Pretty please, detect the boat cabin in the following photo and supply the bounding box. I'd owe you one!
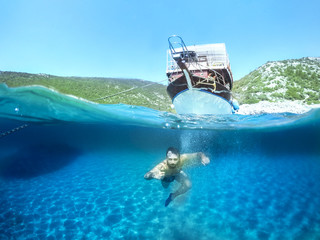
[166,43,233,89]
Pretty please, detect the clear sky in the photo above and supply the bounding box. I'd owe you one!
[1,0,319,82]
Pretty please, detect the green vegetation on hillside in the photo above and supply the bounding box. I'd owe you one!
[0,71,173,112]
[2,56,319,110]
[233,57,320,105]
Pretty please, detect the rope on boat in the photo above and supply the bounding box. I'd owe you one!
[0,124,29,139]
[89,76,234,102]
[91,78,168,101]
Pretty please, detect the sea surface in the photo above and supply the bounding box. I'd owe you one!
[1,83,320,240]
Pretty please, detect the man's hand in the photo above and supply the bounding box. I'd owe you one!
[144,172,154,180]
[144,170,165,180]
[200,153,210,166]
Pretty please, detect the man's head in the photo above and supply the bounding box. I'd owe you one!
[166,147,180,168]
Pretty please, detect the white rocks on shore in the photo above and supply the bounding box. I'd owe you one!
[236,101,320,115]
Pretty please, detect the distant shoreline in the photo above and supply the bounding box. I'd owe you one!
[0,72,173,112]
[237,101,320,115]
[2,82,319,116]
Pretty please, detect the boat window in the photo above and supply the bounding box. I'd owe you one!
[198,56,207,62]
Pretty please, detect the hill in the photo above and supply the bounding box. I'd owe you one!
[233,57,320,105]
[2,57,319,114]
[0,71,173,112]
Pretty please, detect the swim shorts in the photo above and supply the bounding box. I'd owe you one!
[162,176,175,183]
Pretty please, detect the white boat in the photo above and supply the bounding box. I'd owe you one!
[166,36,239,114]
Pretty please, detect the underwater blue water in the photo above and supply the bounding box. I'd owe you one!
[1,84,320,240]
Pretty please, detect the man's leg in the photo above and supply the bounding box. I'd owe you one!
[165,171,192,207]
[172,171,192,198]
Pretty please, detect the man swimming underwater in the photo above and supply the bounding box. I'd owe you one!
[144,147,210,207]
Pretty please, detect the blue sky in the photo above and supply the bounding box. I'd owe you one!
[1,0,319,82]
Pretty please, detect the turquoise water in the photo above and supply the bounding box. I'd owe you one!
[1,84,320,240]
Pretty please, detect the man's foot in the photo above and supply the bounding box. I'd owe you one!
[165,193,173,207]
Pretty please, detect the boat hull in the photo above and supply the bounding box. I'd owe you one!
[172,89,233,115]
[167,74,234,114]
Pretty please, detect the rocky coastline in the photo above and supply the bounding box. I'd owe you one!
[236,101,320,115]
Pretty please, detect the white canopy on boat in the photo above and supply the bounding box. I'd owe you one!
[166,43,231,74]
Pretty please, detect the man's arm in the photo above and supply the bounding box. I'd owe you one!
[144,161,166,180]
[180,152,210,166]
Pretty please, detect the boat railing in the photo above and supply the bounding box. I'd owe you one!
[168,35,198,63]
[167,52,229,73]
